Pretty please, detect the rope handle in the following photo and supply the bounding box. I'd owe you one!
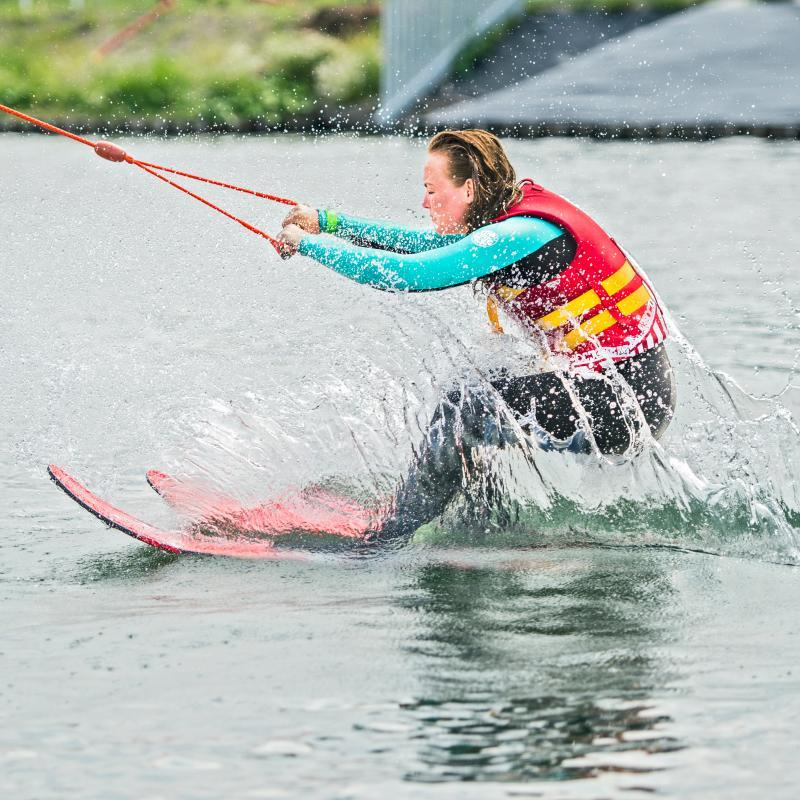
[0,103,297,252]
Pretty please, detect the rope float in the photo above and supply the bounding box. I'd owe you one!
[0,102,297,253]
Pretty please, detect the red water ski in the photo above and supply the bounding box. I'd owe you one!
[48,465,305,559]
[145,470,244,521]
[146,469,379,539]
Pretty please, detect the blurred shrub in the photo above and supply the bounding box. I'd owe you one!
[262,30,338,89]
[198,75,279,124]
[194,74,315,125]
[102,58,192,115]
[314,33,379,103]
[0,5,380,126]
[0,72,38,108]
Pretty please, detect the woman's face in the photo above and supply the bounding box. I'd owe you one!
[422,151,473,235]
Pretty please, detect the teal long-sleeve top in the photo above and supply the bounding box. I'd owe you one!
[296,210,564,293]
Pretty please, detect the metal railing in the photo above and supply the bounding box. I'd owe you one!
[377,0,523,124]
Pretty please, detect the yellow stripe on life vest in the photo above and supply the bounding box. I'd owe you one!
[535,288,600,331]
[563,310,617,350]
[562,285,652,350]
[486,296,504,333]
[617,283,651,316]
[600,260,635,296]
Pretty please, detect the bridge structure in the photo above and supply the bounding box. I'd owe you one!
[376,0,523,125]
[425,1,800,139]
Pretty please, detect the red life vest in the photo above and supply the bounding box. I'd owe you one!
[486,180,667,369]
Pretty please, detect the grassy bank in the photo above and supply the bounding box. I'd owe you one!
[0,0,380,130]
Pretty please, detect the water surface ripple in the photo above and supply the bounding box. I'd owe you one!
[2,135,800,798]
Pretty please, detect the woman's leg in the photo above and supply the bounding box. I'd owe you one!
[570,344,676,454]
[374,345,676,541]
[615,343,676,442]
[376,387,515,542]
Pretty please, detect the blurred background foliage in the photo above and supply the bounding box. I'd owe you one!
[0,0,381,126]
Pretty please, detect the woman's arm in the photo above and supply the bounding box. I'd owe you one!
[318,209,462,254]
[297,216,564,293]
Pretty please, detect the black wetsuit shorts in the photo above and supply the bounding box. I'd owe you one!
[492,343,675,455]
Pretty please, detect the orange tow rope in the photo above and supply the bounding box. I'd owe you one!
[0,103,296,253]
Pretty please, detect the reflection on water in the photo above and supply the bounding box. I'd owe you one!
[74,547,180,583]
[396,552,682,782]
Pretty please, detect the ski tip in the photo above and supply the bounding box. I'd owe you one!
[49,465,82,500]
[48,464,67,486]
[145,469,170,491]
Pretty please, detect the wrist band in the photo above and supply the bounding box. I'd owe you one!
[324,210,339,234]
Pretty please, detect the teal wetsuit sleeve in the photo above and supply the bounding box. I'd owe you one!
[297,216,564,292]
[318,209,461,253]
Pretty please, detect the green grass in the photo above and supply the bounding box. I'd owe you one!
[0,0,380,127]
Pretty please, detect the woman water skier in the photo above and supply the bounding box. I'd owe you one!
[276,130,676,541]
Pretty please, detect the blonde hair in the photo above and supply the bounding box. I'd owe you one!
[428,129,520,230]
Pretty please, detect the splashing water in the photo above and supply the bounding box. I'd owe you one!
[162,252,800,562]
[3,134,799,564]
